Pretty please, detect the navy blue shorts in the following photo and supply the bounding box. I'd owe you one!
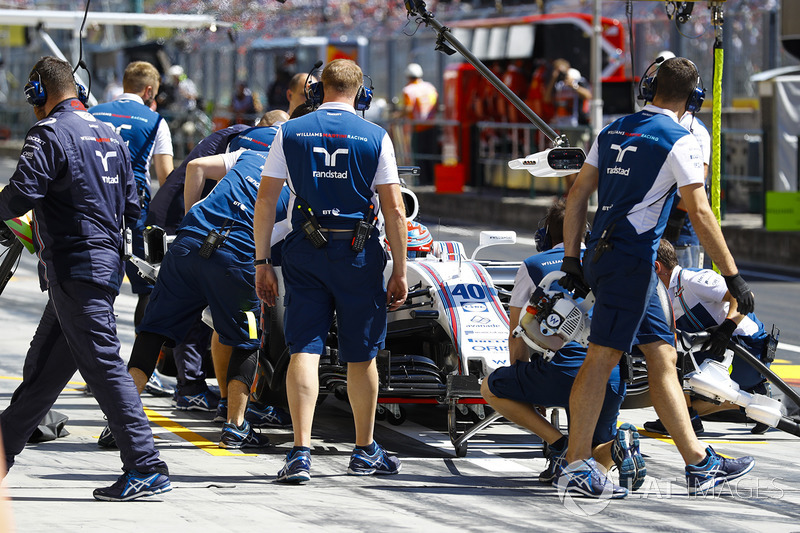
[281,235,387,363]
[138,233,260,350]
[584,247,674,353]
[487,358,626,446]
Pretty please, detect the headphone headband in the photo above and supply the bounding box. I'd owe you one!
[24,70,89,107]
[637,57,705,113]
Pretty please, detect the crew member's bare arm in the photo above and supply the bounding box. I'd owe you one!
[184,154,227,213]
[377,182,408,310]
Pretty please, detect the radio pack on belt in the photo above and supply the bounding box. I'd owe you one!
[199,219,232,259]
[351,204,377,252]
[296,202,328,249]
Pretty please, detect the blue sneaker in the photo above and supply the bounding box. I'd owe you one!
[612,423,646,491]
[277,448,312,484]
[93,470,171,501]
[213,398,228,423]
[176,389,219,412]
[245,403,292,428]
[144,372,174,397]
[555,458,628,499]
[347,443,401,476]
[685,446,755,496]
[219,421,271,449]
[539,445,567,485]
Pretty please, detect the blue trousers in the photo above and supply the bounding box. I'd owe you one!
[0,280,167,474]
[173,317,212,396]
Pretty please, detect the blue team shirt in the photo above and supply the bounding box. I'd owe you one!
[228,125,279,152]
[587,105,704,261]
[0,99,139,291]
[179,150,289,260]
[90,97,165,218]
[278,107,387,237]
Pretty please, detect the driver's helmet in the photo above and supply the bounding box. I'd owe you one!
[406,220,432,258]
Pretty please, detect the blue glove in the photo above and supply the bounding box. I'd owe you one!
[558,256,590,298]
[723,273,754,316]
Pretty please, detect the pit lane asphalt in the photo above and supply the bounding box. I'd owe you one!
[3,231,800,532]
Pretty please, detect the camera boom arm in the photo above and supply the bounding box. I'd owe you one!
[404,0,566,147]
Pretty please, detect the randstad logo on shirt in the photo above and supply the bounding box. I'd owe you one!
[313,170,349,179]
[606,166,630,176]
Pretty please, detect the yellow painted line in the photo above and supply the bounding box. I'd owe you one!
[1,375,254,457]
[771,364,800,381]
[0,375,85,386]
[142,407,257,457]
[773,359,792,364]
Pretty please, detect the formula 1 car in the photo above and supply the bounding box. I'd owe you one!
[130,176,525,456]
[254,184,524,457]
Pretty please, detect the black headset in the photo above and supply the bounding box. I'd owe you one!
[305,62,373,112]
[24,71,89,107]
[638,56,705,113]
[534,214,591,252]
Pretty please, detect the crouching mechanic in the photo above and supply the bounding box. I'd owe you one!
[255,59,408,483]
[0,56,169,501]
[481,199,645,491]
[644,239,775,434]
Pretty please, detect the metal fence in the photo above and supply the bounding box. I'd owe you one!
[386,117,766,216]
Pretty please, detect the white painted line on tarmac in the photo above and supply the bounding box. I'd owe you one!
[466,457,537,473]
[779,342,800,354]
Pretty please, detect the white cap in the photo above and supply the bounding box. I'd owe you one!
[405,63,423,79]
[168,65,184,77]
[657,50,676,62]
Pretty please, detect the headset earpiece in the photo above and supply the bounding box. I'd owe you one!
[354,75,374,112]
[24,79,47,107]
[306,80,324,109]
[685,63,705,113]
[534,216,551,252]
[639,75,657,103]
[76,82,89,106]
[637,58,662,103]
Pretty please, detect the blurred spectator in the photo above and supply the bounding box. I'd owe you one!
[267,65,293,112]
[231,81,263,124]
[545,58,591,128]
[400,62,438,185]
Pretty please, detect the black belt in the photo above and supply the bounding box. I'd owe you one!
[320,229,355,241]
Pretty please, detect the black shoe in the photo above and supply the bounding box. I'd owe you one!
[97,426,117,448]
[751,422,770,435]
[643,411,704,436]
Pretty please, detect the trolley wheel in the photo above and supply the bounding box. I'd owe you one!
[387,406,406,426]
[333,386,349,403]
[454,441,468,458]
[375,405,386,421]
